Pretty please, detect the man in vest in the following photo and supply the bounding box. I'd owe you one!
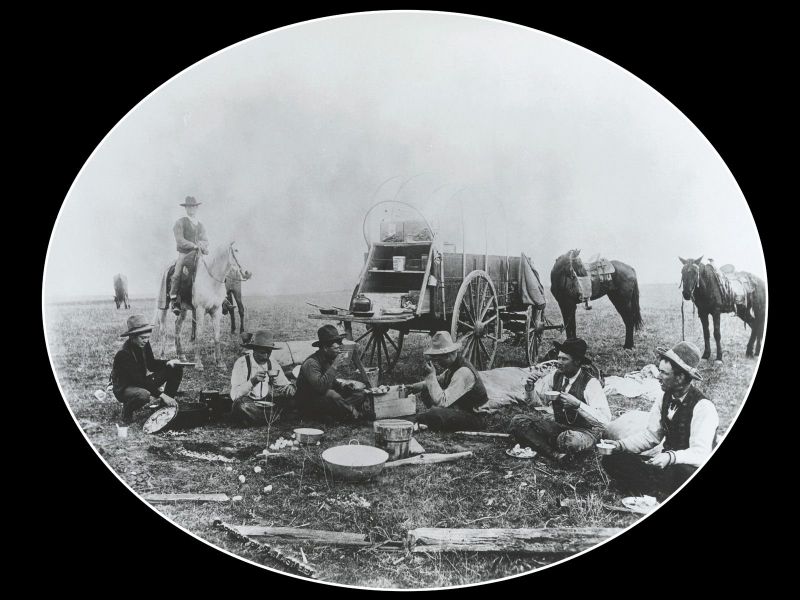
[170,196,209,315]
[601,341,719,498]
[229,330,293,425]
[294,325,365,422]
[407,331,488,431]
[512,338,611,461]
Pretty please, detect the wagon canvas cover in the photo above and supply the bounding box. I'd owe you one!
[518,253,546,308]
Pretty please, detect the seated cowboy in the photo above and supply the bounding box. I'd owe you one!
[170,195,208,315]
[294,325,365,422]
[229,330,294,426]
[512,338,611,461]
[601,341,718,499]
[111,315,183,423]
[406,331,488,432]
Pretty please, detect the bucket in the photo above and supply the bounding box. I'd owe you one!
[116,424,129,438]
[374,419,414,461]
[365,367,380,388]
[392,256,406,271]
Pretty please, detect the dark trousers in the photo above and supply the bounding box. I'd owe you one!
[602,453,697,499]
[298,389,365,422]
[415,407,483,432]
[511,412,600,459]
[116,367,183,421]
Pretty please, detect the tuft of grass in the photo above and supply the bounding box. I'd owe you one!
[44,284,760,587]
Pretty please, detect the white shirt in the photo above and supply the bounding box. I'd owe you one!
[618,388,719,467]
[229,351,290,401]
[533,369,611,427]
[416,367,477,409]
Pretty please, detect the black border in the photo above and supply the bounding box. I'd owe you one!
[41,9,769,592]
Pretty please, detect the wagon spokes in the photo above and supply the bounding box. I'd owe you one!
[451,270,500,371]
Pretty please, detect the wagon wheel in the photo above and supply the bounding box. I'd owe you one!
[352,325,405,381]
[450,270,500,370]
[525,305,544,366]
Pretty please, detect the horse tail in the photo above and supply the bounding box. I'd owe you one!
[630,278,644,331]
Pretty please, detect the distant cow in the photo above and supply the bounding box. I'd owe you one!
[113,273,130,309]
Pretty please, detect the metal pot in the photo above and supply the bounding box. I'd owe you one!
[294,427,324,445]
[352,294,373,313]
[322,441,388,482]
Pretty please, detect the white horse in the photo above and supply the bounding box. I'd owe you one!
[155,242,246,370]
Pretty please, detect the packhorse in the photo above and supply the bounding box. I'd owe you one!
[679,256,765,361]
[550,249,643,349]
[155,242,247,370]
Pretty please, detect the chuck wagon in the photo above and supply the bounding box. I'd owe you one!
[309,201,562,382]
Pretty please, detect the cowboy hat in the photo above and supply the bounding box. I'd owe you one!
[180,196,202,207]
[553,338,588,361]
[423,331,461,355]
[120,314,153,338]
[657,341,703,381]
[312,324,346,347]
[242,329,281,350]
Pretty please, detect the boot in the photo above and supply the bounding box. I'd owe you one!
[171,296,181,316]
[584,299,592,310]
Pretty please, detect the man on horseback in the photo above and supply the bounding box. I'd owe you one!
[170,196,208,315]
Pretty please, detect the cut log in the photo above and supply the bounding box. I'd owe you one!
[455,431,511,438]
[231,525,402,550]
[407,527,623,554]
[213,520,317,578]
[145,493,230,503]
[382,451,472,469]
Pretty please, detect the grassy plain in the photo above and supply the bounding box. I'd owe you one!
[44,284,760,588]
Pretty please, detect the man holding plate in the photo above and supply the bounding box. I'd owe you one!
[229,330,293,425]
[512,338,611,461]
[112,315,183,424]
[600,341,718,498]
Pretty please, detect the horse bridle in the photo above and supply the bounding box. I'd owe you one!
[201,243,247,284]
[680,263,702,302]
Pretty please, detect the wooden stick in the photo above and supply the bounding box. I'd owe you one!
[231,525,402,551]
[144,493,230,503]
[455,431,511,439]
[407,526,623,554]
[213,520,317,578]
[350,342,372,385]
[383,451,473,469]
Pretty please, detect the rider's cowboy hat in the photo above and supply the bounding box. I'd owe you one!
[241,330,282,350]
[180,196,202,207]
[553,338,588,362]
[657,341,703,381]
[423,331,461,355]
[312,324,346,348]
[120,314,153,338]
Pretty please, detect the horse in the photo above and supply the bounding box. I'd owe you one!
[154,242,246,370]
[679,256,766,361]
[550,249,643,349]
[113,273,130,309]
[223,267,252,334]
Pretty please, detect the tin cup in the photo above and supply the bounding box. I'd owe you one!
[596,442,615,455]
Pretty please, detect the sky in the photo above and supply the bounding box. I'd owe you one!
[43,12,766,300]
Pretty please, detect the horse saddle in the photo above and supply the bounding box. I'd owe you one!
[714,264,754,311]
[165,260,196,306]
[588,256,615,281]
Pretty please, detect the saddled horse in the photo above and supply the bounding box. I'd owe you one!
[679,256,766,361]
[550,249,643,349]
[223,267,252,334]
[154,242,246,370]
